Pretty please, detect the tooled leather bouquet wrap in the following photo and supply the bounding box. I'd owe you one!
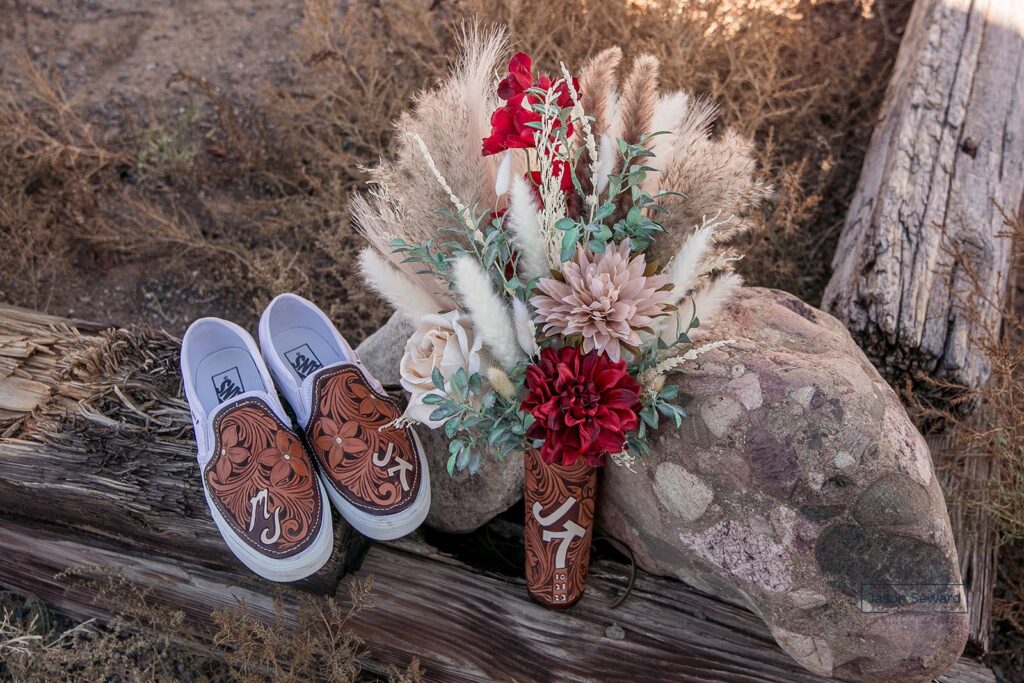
[352,30,769,607]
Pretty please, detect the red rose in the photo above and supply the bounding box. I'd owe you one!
[529,160,574,194]
[521,347,641,468]
[497,52,534,100]
[482,52,581,157]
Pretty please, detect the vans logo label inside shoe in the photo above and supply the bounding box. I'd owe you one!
[284,344,323,379]
[212,367,244,402]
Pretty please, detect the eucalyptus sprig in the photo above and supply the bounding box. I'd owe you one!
[421,366,534,475]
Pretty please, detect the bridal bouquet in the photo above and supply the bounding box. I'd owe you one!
[354,31,769,607]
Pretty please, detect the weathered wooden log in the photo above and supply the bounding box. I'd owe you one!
[823,0,1024,392]
[0,515,995,683]
[0,305,997,681]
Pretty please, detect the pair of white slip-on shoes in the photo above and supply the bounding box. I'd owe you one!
[180,294,430,582]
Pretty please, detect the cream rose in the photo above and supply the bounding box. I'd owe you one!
[400,310,483,428]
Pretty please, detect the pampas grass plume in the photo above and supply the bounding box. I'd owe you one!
[452,256,523,369]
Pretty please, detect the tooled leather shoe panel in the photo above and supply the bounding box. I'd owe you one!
[205,398,325,558]
[305,365,421,515]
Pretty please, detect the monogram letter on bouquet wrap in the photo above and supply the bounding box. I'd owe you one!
[524,449,596,606]
[351,31,769,606]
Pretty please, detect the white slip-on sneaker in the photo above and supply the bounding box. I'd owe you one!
[258,293,430,541]
[180,317,333,582]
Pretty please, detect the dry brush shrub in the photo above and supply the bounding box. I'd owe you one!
[1,0,909,331]
[0,57,127,309]
[1,571,421,682]
[453,0,910,302]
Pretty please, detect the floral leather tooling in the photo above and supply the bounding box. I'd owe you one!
[524,449,596,608]
[305,364,421,515]
[205,398,324,557]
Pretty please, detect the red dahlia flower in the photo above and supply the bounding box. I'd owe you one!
[521,347,641,468]
[482,52,580,157]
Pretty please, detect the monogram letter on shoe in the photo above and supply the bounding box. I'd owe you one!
[205,399,324,557]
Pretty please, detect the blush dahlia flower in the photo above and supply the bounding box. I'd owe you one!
[522,346,641,467]
[531,241,671,361]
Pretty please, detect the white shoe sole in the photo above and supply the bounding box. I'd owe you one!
[202,478,334,582]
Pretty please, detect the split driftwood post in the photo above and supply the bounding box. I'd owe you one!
[823,0,1024,392]
[0,304,995,682]
[823,0,1024,651]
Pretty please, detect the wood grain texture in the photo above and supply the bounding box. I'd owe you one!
[823,0,1024,391]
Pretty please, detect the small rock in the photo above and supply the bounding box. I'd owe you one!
[833,451,856,469]
[653,463,712,523]
[853,474,930,527]
[604,623,625,640]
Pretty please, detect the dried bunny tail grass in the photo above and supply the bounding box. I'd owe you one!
[663,218,716,306]
[363,26,507,242]
[358,248,444,323]
[486,366,517,399]
[452,255,523,369]
[511,297,540,358]
[508,175,549,281]
[578,47,622,140]
[350,188,452,303]
[658,271,743,342]
[618,54,660,147]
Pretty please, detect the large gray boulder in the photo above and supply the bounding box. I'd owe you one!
[357,288,968,682]
[599,287,967,682]
[356,319,523,533]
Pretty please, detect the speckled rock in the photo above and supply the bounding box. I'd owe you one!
[356,317,523,533]
[599,287,968,682]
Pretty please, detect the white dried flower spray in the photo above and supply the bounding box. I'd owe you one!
[640,339,736,390]
[408,131,481,241]
[561,62,600,219]
[452,255,523,369]
[533,82,571,263]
